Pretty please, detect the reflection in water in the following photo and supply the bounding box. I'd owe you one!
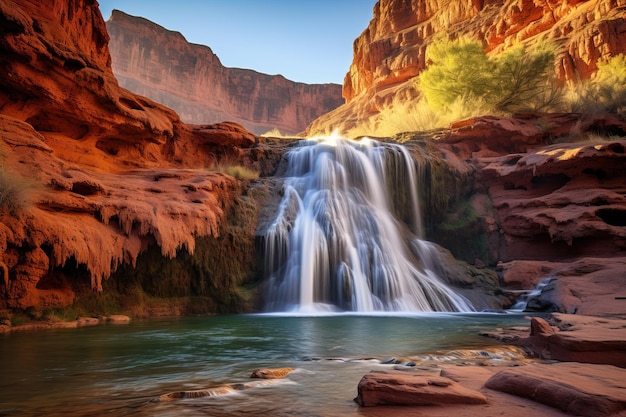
[0,314,529,416]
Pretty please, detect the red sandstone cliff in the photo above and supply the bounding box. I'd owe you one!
[0,0,274,310]
[106,10,344,135]
[308,0,626,134]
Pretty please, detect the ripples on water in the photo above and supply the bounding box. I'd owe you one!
[0,313,529,416]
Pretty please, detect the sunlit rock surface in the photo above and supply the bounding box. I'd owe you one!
[0,0,287,311]
[519,315,626,367]
[106,10,344,135]
[355,371,488,406]
[485,362,626,417]
[308,0,626,134]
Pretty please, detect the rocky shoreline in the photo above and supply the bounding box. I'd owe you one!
[70,312,621,417]
[349,313,626,416]
[6,311,615,417]
[0,314,131,334]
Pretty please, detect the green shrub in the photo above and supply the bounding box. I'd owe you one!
[566,54,626,114]
[419,36,493,112]
[491,42,560,112]
[419,37,559,114]
[220,165,259,180]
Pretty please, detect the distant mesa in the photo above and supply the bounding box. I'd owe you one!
[106,10,344,135]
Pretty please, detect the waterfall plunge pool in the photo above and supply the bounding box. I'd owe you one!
[0,313,531,416]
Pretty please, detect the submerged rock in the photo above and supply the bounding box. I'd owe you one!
[250,368,294,379]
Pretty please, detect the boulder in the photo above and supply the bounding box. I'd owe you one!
[250,368,294,379]
[519,315,626,367]
[485,362,626,417]
[354,371,487,407]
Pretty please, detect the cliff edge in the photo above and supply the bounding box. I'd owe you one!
[106,10,344,135]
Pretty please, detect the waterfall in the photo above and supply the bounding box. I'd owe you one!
[262,134,473,313]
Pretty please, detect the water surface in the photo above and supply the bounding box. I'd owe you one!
[0,313,529,416]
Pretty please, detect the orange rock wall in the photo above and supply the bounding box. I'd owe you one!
[345,0,626,102]
[0,0,281,311]
[106,11,344,135]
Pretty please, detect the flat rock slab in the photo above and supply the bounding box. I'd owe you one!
[525,315,626,367]
[485,362,626,417]
[355,371,487,407]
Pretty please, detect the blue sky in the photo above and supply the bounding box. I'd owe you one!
[98,1,377,85]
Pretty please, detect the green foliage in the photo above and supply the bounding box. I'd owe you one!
[566,54,626,114]
[419,37,559,115]
[420,37,493,112]
[0,167,38,215]
[224,165,259,180]
[218,165,259,180]
[491,43,560,112]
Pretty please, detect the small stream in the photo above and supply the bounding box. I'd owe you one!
[0,313,529,416]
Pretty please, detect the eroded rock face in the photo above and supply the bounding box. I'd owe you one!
[0,0,290,311]
[106,10,344,135]
[309,0,626,134]
[355,371,488,407]
[347,0,626,101]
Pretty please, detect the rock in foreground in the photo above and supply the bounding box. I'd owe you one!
[485,363,626,417]
[250,368,294,379]
[354,371,487,407]
[522,315,626,367]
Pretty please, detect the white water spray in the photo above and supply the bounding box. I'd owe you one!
[262,134,473,313]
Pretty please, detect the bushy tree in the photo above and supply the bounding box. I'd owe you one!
[419,37,493,112]
[569,54,626,114]
[491,43,559,112]
[419,36,559,114]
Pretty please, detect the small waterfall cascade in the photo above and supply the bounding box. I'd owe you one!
[262,134,474,313]
[509,277,555,311]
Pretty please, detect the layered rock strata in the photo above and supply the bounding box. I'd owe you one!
[106,10,344,135]
[308,0,626,134]
[0,0,288,311]
[406,113,626,313]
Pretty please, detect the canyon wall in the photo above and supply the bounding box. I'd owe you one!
[308,0,626,134]
[0,0,288,313]
[106,10,344,135]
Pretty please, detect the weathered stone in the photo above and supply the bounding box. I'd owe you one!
[530,317,556,336]
[518,314,626,367]
[250,368,294,379]
[308,0,626,135]
[485,363,626,417]
[106,315,131,324]
[0,0,273,312]
[354,371,488,407]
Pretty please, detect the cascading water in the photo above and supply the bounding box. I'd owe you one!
[262,134,473,313]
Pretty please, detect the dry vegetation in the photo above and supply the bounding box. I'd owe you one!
[340,37,626,139]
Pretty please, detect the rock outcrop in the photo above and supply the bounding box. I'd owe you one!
[354,371,488,407]
[520,315,626,367]
[0,0,287,311]
[308,0,626,134]
[106,10,344,135]
[404,113,626,313]
[485,363,626,417]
